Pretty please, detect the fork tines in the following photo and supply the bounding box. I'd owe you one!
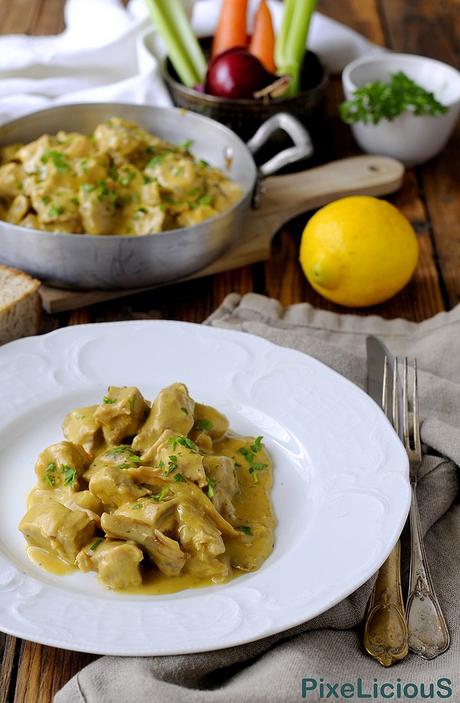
[402,358,422,458]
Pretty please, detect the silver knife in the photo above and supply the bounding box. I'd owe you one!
[363,335,409,667]
[366,335,403,439]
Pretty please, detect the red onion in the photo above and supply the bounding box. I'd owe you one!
[205,48,276,99]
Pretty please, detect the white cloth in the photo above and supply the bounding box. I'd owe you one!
[0,0,382,125]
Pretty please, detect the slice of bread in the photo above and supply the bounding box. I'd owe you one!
[0,264,41,345]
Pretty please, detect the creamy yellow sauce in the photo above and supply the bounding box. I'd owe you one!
[27,546,77,576]
[216,436,275,572]
[125,566,240,595]
[19,384,275,594]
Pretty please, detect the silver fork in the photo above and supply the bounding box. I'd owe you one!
[402,357,450,659]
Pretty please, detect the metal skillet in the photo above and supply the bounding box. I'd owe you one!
[0,104,312,290]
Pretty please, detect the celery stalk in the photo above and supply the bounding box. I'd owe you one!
[162,0,207,82]
[144,0,206,87]
[275,0,296,74]
[275,0,317,96]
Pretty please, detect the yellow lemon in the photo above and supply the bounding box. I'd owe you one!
[299,195,419,307]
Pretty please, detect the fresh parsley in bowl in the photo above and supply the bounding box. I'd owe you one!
[341,53,460,165]
[340,71,447,125]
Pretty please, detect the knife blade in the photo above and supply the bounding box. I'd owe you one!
[366,335,403,440]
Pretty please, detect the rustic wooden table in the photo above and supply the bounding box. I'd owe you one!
[0,0,459,700]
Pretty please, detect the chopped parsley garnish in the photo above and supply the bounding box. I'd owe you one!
[131,502,143,510]
[152,486,170,502]
[40,150,70,172]
[195,418,213,432]
[180,139,193,150]
[81,183,94,193]
[198,158,209,168]
[44,462,57,487]
[166,455,178,475]
[238,438,267,483]
[238,447,253,462]
[89,537,103,552]
[146,154,167,169]
[41,195,50,205]
[174,473,186,483]
[248,464,268,483]
[61,464,77,487]
[179,436,199,452]
[106,446,140,469]
[168,435,198,452]
[237,525,252,536]
[96,179,117,206]
[197,194,212,206]
[158,460,165,469]
[206,477,216,499]
[118,457,141,469]
[106,445,134,455]
[180,407,189,415]
[102,396,117,404]
[48,204,63,218]
[119,170,135,186]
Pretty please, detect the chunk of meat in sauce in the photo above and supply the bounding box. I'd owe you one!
[19,496,97,564]
[76,539,143,589]
[101,497,186,577]
[35,441,91,492]
[94,386,149,445]
[133,383,194,455]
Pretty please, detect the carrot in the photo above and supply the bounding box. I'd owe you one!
[211,0,249,59]
[249,0,276,73]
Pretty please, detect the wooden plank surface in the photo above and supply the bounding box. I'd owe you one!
[1,0,458,700]
[378,0,460,309]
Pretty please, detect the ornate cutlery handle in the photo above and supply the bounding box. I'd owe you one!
[406,488,450,659]
[363,540,409,667]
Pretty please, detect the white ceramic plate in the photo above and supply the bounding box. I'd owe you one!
[0,321,410,655]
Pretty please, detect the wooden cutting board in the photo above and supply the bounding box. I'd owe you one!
[39,155,404,313]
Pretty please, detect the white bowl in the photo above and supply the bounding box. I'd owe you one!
[342,53,460,166]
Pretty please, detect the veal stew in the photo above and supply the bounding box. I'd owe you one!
[19,383,275,592]
[0,118,242,236]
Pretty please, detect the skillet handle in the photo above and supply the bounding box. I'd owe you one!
[246,113,313,177]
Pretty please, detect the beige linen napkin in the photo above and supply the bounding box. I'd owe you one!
[56,294,459,703]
